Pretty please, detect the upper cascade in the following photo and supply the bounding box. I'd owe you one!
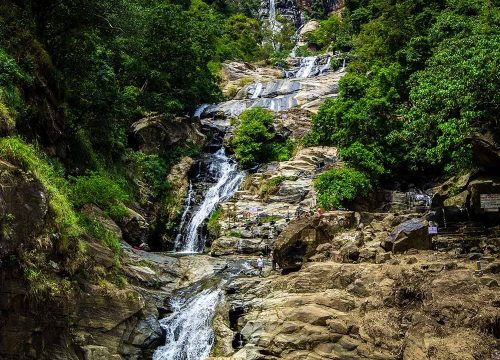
[194,54,345,121]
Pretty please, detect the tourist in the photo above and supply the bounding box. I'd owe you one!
[257,255,264,277]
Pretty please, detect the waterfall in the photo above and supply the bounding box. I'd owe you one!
[295,56,318,78]
[175,181,194,244]
[176,148,245,253]
[251,82,263,99]
[194,104,209,118]
[268,0,282,34]
[319,56,331,74]
[153,287,223,360]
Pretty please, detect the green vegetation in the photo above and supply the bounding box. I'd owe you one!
[71,172,129,219]
[307,0,499,207]
[207,209,223,239]
[0,137,82,250]
[228,230,243,237]
[304,15,352,52]
[232,109,294,167]
[78,216,121,254]
[260,176,292,198]
[314,167,372,210]
[258,215,281,223]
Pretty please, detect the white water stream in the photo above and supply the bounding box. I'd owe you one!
[152,287,223,360]
[175,148,245,253]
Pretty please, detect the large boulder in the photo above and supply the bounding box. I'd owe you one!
[274,211,355,271]
[118,207,149,245]
[471,132,500,170]
[432,173,471,207]
[383,218,431,253]
[129,114,205,154]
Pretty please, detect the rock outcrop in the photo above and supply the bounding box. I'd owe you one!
[130,113,205,154]
[273,211,356,270]
[198,63,344,125]
[0,160,48,258]
[471,132,500,170]
[0,156,188,360]
[210,146,339,256]
[213,253,499,360]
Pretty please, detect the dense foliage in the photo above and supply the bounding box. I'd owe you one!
[309,0,500,208]
[232,108,294,167]
[314,167,372,210]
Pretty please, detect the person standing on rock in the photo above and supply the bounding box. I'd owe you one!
[257,255,264,277]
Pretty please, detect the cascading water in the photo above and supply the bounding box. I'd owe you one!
[295,56,318,78]
[268,0,281,34]
[175,181,194,245]
[152,287,223,360]
[175,148,245,253]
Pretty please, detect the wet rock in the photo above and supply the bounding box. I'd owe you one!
[130,114,205,154]
[128,303,162,348]
[162,156,195,246]
[383,218,431,253]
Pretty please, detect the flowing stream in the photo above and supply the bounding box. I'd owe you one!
[152,287,223,360]
[268,0,282,34]
[174,148,245,253]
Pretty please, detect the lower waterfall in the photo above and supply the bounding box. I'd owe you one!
[152,287,223,360]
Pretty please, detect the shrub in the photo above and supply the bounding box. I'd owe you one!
[71,171,129,219]
[232,108,275,167]
[128,151,169,196]
[0,137,82,249]
[79,216,121,254]
[314,167,372,210]
[207,209,222,239]
[259,175,292,198]
[232,109,295,167]
[340,142,385,181]
[270,139,295,162]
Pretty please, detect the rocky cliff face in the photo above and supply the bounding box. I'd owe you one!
[0,157,203,360]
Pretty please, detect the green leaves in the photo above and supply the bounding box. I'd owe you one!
[232,109,275,167]
[400,34,500,172]
[232,108,294,167]
[314,167,372,210]
[308,0,499,181]
[70,171,129,219]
